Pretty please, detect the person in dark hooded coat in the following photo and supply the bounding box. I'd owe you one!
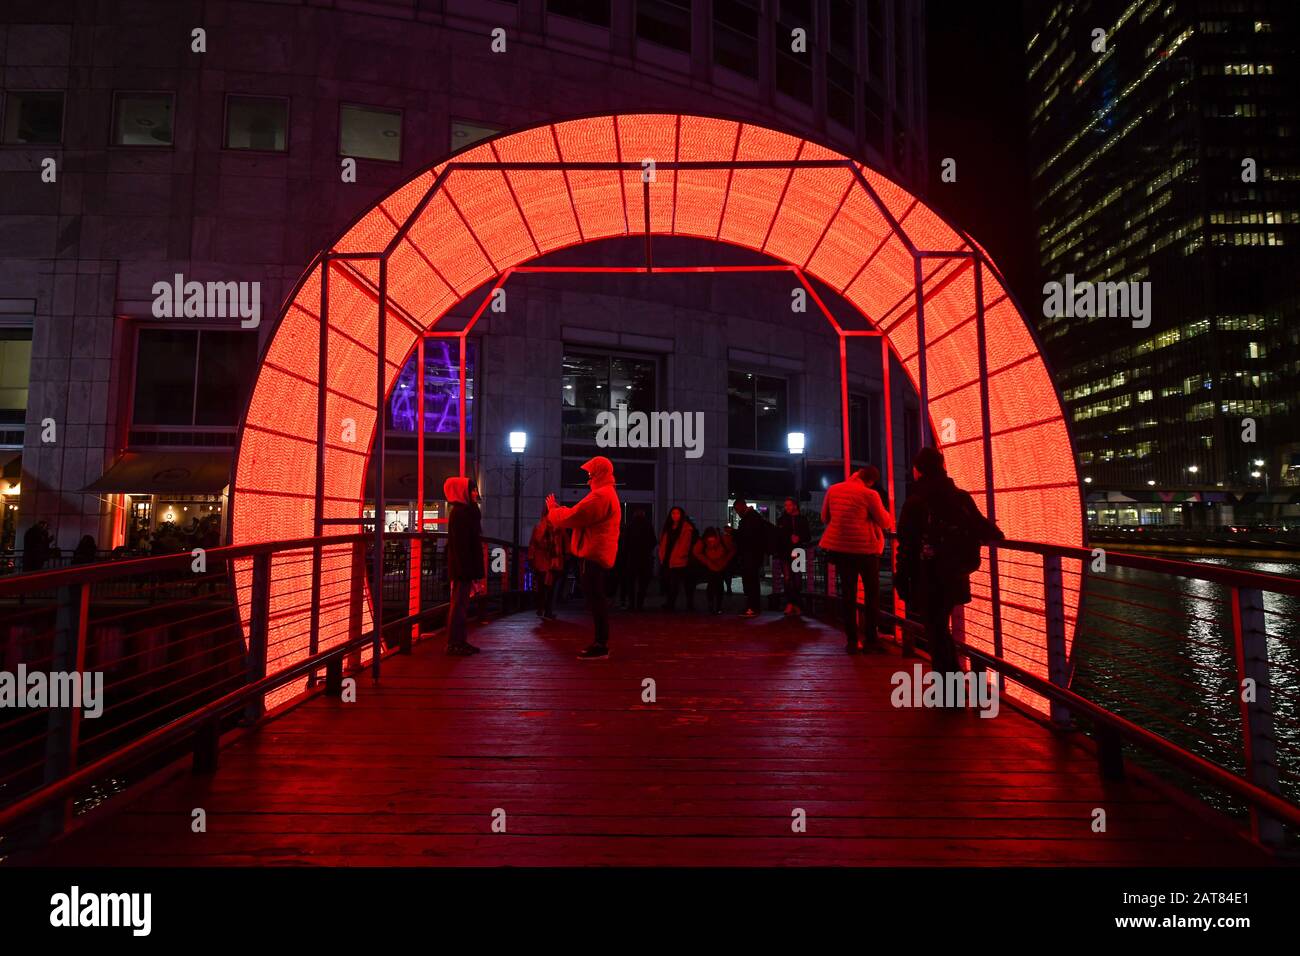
[444,475,484,655]
[895,447,1003,675]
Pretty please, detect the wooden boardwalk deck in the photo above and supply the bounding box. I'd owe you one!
[39,608,1269,866]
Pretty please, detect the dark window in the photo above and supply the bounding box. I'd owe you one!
[848,393,877,464]
[893,0,908,106]
[713,0,761,77]
[776,48,814,102]
[2,91,64,145]
[865,84,886,152]
[830,0,856,56]
[779,0,814,28]
[867,0,885,81]
[225,95,288,152]
[827,55,856,127]
[132,329,257,428]
[637,0,692,52]
[547,0,611,26]
[388,339,477,435]
[728,370,788,452]
[562,351,656,441]
[112,92,174,147]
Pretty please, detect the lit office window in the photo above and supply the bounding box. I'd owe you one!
[225,95,288,151]
[728,370,788,452]
[637,0,691,52]
[1,91,64,145]
[562,351,656,441]
[112,92,174,146]
[340,104,402,161]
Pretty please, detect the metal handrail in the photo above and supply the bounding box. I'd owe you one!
[0,530,528,837]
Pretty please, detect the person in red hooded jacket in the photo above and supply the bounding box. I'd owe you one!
[546,456,621,659]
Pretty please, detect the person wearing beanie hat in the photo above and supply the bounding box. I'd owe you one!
[443,475,484,656]
[546,455,621,659]
[895,447,1004,676]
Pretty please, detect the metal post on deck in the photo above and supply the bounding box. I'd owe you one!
[972,259,1003,688]
[912,256,930,449]
[40,581,89,837]
[244,552,271,725]
[880,336,908,655]
[1232,586,1283,846]
[405,336,425,654]
[1043,554,1071,729]
[309,257,330,679]
[372,257,388,679]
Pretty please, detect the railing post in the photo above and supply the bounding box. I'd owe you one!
[1043,554,1071,729]
[403,535,419,654]
[243,552,271,725]
[347,538,364,674]
[40,581,89,837]
[1232,586,1282,846]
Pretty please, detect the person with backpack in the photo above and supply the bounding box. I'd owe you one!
[732,498,772,618]
[774,497,811,616]
[895,447,1004,675]
[692,526,736,614]
[527,504,564,620]
[658,507,698,611]
[444,476,484,656]
[820,466,894,653]
[545,456,621,659]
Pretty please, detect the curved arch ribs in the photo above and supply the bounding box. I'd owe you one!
[234,114,1082,711]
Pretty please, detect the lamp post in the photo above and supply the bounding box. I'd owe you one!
[787,431,806,501]
[1254,458,1269,496]
[509,431,526,591]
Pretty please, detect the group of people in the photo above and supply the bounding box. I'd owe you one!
[442,446,1003,674]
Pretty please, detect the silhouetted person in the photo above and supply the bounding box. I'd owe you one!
[732,498,771,618]
[821,466,894,653]
[444,476,484,655]
[692,526,736,615]
[546,456,621,659]
[527,505,564,620]
[620,506,656,610]
[72,534,97,565]
[22,520,51,572]
[775,497,811,617]
[658,506,697,611]
[895,447,1004,674]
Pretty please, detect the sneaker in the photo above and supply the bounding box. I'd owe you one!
[744,609,758,618]
[783,603,794,615]
[543,612,558,621]
[861,641,887,654]
[446,642,477,656]
[577,644,609,660]
[791,606,802,617]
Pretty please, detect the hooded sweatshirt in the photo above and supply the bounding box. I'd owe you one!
[444,475,484,582]
[546,456,621,569]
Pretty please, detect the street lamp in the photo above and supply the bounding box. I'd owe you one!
[1253,458,1269,496]
[509,432,526,590]
[787,432,806,501]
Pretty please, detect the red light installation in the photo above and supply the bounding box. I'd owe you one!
[233,114,1083,710]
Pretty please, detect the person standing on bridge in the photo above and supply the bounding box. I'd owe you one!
[658,506,698,611]
[546,456,621,660]
[820,466,894,653]
[732,499,772,618]
[444,476,484,656]
[895,447,1004,675]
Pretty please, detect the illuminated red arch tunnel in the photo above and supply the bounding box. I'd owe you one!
[231,113,1083,709]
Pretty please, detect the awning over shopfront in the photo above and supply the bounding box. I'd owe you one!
[85,450,232,495]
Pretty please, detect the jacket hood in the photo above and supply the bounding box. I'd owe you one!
[581,455,616,487]
[443,476,472,504]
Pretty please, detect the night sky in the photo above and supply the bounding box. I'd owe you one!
[924,0,1038,309]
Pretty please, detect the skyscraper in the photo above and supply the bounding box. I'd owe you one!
[1024,0,1299,527]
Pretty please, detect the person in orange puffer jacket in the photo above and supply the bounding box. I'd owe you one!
[658,507,698,611]
[546,456,621,659]
[692,527,736,615]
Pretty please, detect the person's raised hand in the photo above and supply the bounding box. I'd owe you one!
[545,493,558,512]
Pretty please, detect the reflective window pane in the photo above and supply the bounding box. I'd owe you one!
[225,95,288,151]
[2,91,64,145]
[340,104,401,162]
[133,330,198,426]
[113,92,174,146]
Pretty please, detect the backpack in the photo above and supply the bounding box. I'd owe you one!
[923,487,985,576]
